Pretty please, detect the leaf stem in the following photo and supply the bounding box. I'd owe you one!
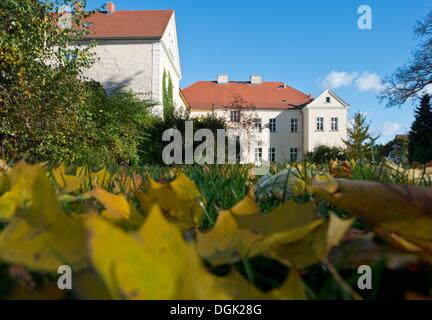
[324,258,363,301]
[241,257,255,284]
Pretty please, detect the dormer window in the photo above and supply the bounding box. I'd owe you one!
[325,96,331,103]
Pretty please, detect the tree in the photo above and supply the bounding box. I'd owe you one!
[84,82,154,166]
[377,135,409,165]
[343,112,377,161]
[167,73,174,109]
[408,94,432,163]
[162,70,175,121]
[380,10,432,106]
[389,135,409,165]
[0,0,96,163]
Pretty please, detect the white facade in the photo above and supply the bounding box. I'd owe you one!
[189,89,349,163]
[82,12,182,113]
[303,89,349,153]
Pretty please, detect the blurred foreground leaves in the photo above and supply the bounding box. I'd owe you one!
[0,161,431,300]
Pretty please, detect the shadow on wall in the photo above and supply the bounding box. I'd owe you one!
[101,71,152,100]
[272,107,305,163]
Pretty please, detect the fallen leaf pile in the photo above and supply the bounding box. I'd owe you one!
[0,161,431,300]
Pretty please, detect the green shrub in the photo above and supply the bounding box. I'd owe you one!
[141,109,228,165]
[83,83,155,167]
[305,145,348,164]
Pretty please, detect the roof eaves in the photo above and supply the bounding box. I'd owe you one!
[327,89,350,107]
[83,35,162,41]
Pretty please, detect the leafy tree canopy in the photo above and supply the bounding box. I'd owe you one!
[0,0,95,163]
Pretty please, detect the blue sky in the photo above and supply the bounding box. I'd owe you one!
[86,0,432,143]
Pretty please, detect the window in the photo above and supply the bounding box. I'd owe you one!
[290,148,298,162]
[269,148,276,162]
[230,110,240,123]
[290,118,299,132]
[255,148,263,162]
[253,118,262,131]
[316,117,324,131]
[66,52,78,62]
[331,117,339,131]
[325,96,331,103]
[269,118,277,132]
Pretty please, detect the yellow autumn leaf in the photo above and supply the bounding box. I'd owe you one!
[312,179,432,224]
[141,172,203,229]
[176,244,231,300]
[138,205,228,299]
[91,186,131,220]
[216,267,307,300]
[52,164,85,194]
[216,268,268,300]
[271,221,328,268]
[231,196,318,236]
[85,214,175,300]
[0,168,87,272]
[271,213,352,268]
[137,203,187,255]
[312,179,432,254]
[135,189,157,214]
[0,162,42,220]
[228,190,261,216]
[91,185,144,229]
[91,168,112,188]
[87,205,227,300]
[271,268,307,300]
[326,212,354,253]
[197,196,323,265]
[52,164,66,189]
[197,211,262,265]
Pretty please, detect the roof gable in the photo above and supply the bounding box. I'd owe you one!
[84,10,174,39]
[306,89,350,108]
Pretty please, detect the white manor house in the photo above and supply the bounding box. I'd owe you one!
[82,2,349,163]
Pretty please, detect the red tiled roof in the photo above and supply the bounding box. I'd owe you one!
[182,81,313,110]
[84,10,173,39]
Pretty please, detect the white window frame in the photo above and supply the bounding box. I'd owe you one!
[253,118,262,131]
[325,96,331,103]
[269,147,276,162]
[230,110,240,123]
[331,117,339,131]
[255,147,263,162]
[290,118,299,133]
[289,148,298,162]
[269,118,277,132]
[316,117,324,131]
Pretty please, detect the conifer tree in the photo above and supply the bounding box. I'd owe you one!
[408,94,432,163]
[343,112,375,161]
[162,70,175,121]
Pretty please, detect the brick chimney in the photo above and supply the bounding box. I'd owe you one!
[107,1,115,14]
